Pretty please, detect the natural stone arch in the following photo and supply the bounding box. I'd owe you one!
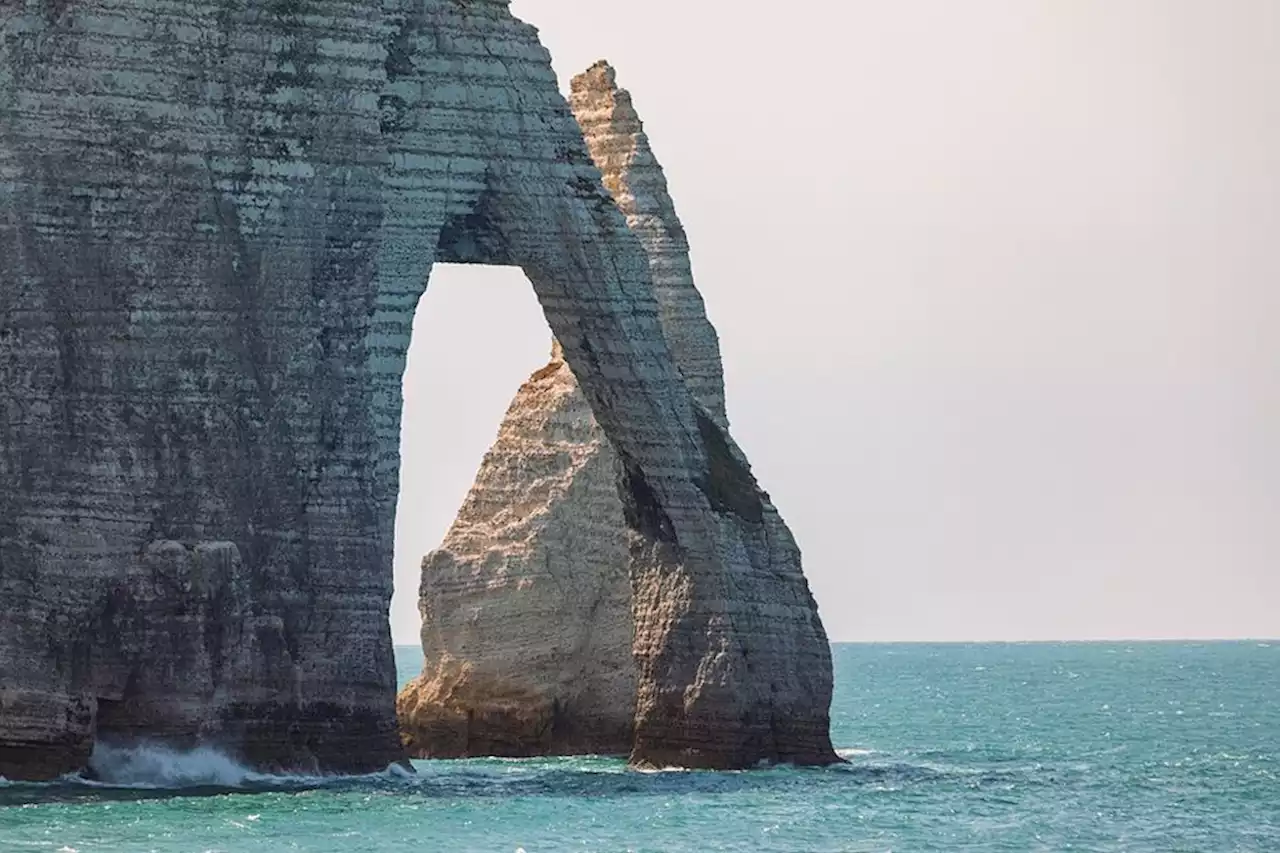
[0,0,836,778]
[398,62,839,767]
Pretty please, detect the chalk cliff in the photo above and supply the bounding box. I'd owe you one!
[399,63,838,767]
[1,0,835,777]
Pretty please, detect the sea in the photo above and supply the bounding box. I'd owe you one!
[2,642,1277,852]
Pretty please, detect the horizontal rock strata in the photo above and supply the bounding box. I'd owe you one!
[399,62,839,768]
[399,342,635,758]
[1,0,808,778]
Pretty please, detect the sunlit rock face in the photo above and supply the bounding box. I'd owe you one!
[398,343,637,758]
[400,62,839,769]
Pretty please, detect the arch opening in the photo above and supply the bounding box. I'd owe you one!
[392,264,550,652]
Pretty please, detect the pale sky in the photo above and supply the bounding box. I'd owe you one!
[392,1,1279,644]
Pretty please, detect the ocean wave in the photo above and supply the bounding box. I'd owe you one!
[837,747,878,759]
[1,743,1068,808]
[86,742,261,789]
[78,743,424,794]
[0,745,418,806]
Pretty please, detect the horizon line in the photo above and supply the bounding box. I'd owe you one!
[391,637,1277,647]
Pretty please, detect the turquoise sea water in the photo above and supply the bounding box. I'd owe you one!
[2,642,1277,852]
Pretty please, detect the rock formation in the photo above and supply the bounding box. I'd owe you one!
[0,0,836,777]
[399,339,638,758]
[399,63,838,768]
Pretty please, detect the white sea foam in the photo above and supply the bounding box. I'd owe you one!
[87,742,256,788]
[836,748,877,759]
[633,764,696,774]
[79,743,420,790]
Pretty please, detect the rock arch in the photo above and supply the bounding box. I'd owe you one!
[0,1,835,778]
[399,62,838,768]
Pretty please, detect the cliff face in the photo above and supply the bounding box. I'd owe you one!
[400,63,838,768]
[0,0,798,779]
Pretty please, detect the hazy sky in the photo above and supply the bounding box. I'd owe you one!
[392,1,1279,644]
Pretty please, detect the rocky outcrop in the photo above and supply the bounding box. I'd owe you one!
[2,540,254,779]
[1,0,836,775]
[399,341,636,758]
[571,62,728,428]
[399,63,838,768]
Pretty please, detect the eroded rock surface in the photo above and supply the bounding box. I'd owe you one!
[400,63,838,768]
[399,342,635,758]
[571,61,728,428]
[0,0,760,779]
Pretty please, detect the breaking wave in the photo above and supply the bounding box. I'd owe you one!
[837,747,878,759]
[87,742,259,789]
[0,748,415,806]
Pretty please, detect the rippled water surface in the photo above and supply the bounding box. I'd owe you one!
[3,643,1277,852]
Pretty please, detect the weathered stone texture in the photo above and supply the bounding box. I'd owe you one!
[2,0,835,775]
[398,346,636,758]
[400,63,838,768]
[1,0,401,779]
[570,61,727,428]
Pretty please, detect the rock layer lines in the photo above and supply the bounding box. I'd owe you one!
[399,62,838,768]
[1,1,835,777]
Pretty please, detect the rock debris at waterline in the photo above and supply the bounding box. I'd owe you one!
[398,61,838,769]
[0,1,836,779]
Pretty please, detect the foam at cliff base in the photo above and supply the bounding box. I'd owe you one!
[82,743,418,790]
[87,743,260,788]
[837,748,878,759]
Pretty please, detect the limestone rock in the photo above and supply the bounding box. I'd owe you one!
[0,1,833,778]
[400,63,838,768]
[399,350,635,758]
[571,61,728,428]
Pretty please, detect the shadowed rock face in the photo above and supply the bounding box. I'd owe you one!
[399,62,839,769]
